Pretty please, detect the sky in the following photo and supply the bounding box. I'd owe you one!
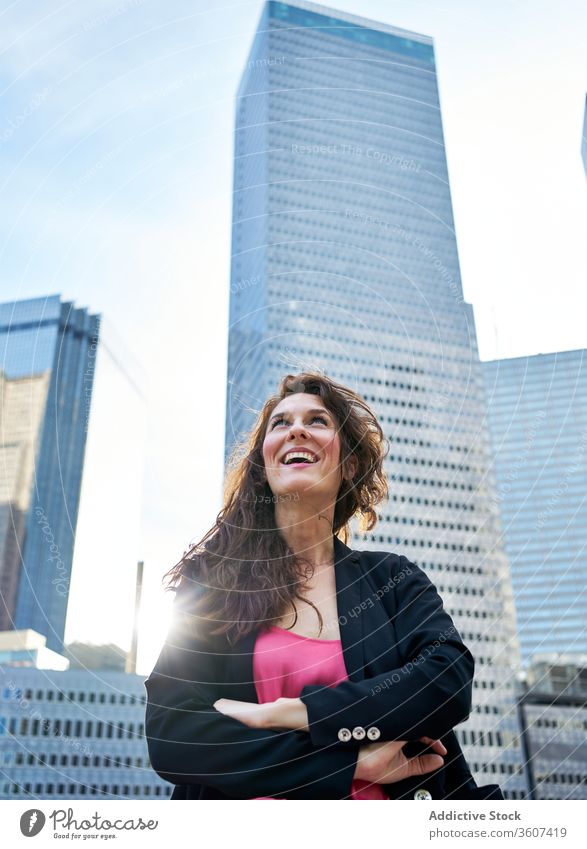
[1,0,586,674]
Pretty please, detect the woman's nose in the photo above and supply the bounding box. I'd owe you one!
[288,422,308,438]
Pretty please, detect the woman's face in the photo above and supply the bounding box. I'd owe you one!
[262,393,345,503]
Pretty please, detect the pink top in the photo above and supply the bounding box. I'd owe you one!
[252,626,388,800]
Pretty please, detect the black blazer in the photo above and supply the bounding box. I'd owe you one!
[144,534,503,800]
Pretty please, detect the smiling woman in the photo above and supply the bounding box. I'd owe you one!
[158,372,389,646]
[144,372,503,801]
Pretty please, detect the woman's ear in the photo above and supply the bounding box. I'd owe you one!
[344,454,358,481]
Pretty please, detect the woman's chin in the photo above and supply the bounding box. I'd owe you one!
[272,490,303,503]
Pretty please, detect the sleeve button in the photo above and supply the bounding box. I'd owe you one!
[352,726,366,740]
[367,726,381,740]
[337,728,352,742]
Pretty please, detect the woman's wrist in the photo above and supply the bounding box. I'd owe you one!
[353,745,371,782]
[271,697,309,731]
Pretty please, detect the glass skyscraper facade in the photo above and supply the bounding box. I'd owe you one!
[482,350,587,664]
[0,295,100,654]
[225,1,526,796]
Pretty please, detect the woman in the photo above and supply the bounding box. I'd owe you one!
[145,372,503,800]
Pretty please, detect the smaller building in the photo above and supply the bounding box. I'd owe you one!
[518,654,587,799]
[0,295,101,653]
[482,349,587,663]
[0,664,170,799]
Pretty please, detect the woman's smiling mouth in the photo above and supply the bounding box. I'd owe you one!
[280,449,319,465]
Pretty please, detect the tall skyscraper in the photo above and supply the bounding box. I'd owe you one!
[225,1,527,796]
[482,350,587,664]
[0,295,100,653]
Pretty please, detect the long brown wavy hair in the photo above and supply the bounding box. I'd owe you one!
[163,372,390,645]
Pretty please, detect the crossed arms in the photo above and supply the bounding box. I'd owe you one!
[144,558,473,799]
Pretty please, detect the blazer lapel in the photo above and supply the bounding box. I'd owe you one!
[332,535,365,683]
[223,534,366,697]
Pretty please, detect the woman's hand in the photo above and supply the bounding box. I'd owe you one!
[354,736,446,785]
[213,697,308,731]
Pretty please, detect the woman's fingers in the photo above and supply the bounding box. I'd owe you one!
[410,753,445,776]
[403,738,446,777]
[419,736,447,755]
[359,738,446,784]
[380,750,444,784]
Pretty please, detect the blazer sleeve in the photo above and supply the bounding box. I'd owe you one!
[299,554,474,747]
[144,589,358,800]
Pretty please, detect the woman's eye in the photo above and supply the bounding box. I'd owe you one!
[271,415,328,429]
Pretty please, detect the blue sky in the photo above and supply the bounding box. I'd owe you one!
[1,0,586,671]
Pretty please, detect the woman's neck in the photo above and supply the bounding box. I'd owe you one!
[274,505,335,567]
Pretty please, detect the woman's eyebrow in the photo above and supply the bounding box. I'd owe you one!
[269,407,330,424]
